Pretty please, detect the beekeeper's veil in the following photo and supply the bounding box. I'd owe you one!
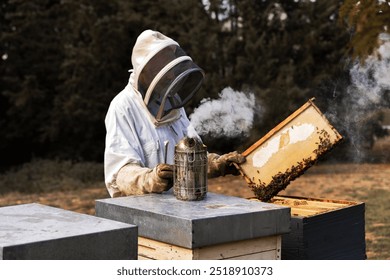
[131,30,205,125]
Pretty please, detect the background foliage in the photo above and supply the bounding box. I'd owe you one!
[1,0,389,169]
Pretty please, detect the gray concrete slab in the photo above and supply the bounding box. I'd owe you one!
[96,192,290,249]
[0,203,138,260]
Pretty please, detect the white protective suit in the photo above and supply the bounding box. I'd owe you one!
[104,30,245,197]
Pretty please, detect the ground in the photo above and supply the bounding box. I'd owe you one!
[0,136,389,259]
[208,162,390,201]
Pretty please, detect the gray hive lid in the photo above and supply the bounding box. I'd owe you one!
[96,192,290,249]
[0,203,138,260]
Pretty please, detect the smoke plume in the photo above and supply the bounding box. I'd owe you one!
[325,40,390,161]
[189,87,259,138]
[350,42,390,105]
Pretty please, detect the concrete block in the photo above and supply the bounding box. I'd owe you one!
[0,203,138,260]
[96,192,290,249]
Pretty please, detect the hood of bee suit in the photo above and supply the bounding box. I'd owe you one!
[130,30,204,126]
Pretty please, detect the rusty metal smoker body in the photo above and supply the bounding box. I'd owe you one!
[173,137,208,201]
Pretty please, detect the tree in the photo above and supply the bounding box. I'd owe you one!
[339,0,390,60]
[0,0,63,166]
[0,0,144,164]
[0,0,222,164]
[1,0,368,166]
[45,0,138,160]
[218,0,349,151]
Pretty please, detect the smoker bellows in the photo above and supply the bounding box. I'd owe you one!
[236,98,343,201]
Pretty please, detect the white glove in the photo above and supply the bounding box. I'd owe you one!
[115,163,173,196]
[207,151,246,178]
[152,164,174,193]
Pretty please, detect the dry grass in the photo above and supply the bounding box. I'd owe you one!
[0,137,389,259]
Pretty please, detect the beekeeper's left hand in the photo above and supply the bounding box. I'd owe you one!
[207,151,246,178]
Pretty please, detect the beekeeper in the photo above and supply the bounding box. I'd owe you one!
[104,30,245,197]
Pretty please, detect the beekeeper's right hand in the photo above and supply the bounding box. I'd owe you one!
[153,164,174,193]
[115,163,173,196]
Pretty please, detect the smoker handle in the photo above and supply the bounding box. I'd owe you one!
[164,140,169,164]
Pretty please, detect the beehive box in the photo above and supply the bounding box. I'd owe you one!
[0,203,138,260]
[237,98,343,201]
[96,192,291,260]
[268,195,366,260]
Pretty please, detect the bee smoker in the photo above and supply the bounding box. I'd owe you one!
[173,137,208,201]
